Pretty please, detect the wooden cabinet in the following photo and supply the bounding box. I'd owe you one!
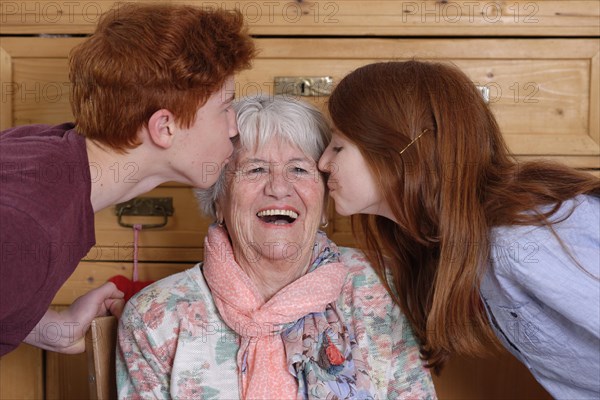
[1,1,598,399]
[2,36,599,170]
[1,1,599,36]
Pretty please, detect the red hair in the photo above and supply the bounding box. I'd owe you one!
[69,3,256,151]
[328,61,600,373]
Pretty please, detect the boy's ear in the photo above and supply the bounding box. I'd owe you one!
[147,109,176,149]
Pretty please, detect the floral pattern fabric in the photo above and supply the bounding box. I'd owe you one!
[203,226,362,400]
[117,232,437,400]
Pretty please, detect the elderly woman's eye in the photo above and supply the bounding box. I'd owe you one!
[291,167,308,174]
[248,167,266,174]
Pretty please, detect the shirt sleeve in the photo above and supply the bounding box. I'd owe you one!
[116,300,172,399]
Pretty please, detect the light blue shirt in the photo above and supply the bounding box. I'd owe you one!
[481,194,600,399]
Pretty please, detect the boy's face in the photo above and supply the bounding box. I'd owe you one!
[172,76,238,188]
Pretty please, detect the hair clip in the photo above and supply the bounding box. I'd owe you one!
[399,128,429,156]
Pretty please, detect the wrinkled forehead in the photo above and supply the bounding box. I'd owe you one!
[232,136,317,167]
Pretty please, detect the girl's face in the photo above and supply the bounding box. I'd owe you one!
[318,131,394,220]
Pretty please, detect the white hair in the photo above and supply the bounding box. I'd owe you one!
[195,95,331,218]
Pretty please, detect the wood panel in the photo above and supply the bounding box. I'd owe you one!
[11,58,72,126]
[45,351,89,400]
[88,186,210,262]
[2,37,599,166]
[0,46,11,130]
[0,344,44,399]
[1,1,598,36]
[45,306,89,400]
[239,38,600,162]
[433,351,552,400]
[241,57,597,156]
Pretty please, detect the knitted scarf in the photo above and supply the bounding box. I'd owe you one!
[203,225,371,399]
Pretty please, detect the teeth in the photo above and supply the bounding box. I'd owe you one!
[257,209,299,219]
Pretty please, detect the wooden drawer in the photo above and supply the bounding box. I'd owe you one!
[87,185,209,263]
[244,38,600,166]
[2,37,598,165]
[1,0,598,36]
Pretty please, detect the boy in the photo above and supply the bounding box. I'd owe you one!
[0,3,255,356]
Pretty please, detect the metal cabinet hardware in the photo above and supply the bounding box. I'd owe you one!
[476,85,490,103]
[273,77,488,103]
[274,76,333,97]
[115,197,174,229]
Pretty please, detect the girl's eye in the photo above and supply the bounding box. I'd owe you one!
[332,146,343,153]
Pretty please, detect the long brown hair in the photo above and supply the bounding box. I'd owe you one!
[328,61,600,373]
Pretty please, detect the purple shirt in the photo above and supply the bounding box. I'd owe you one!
[0,123,95,356]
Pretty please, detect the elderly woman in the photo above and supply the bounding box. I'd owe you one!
[116,95,436,399]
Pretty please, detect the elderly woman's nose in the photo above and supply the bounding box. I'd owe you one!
[265,170,292,197]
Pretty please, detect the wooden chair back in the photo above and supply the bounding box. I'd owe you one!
[86,316,118,400]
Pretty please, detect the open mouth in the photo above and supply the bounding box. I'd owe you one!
[256,209,299,225]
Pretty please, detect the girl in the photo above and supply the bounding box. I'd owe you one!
[318,60,600,399]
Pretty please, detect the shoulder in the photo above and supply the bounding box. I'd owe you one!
[1,123,79,148]
[335,247,434,397]
[0,123,85,171]
[338,247,384,287]
[550,194,600,244]
[337,246,400,321]
[489,195,600,280]
[1,124,52,141]
[0,123,91,227]
[491,194,599,244]
[484,195,599,311]
[124,264,210,324]
[338,247,397,302]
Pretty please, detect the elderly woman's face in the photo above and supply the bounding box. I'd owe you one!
[220,138,325,264]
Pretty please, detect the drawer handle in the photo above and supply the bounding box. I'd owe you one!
[115,197,174,229]
[274,76,333,97]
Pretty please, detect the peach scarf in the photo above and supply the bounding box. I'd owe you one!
[203,225,347,400]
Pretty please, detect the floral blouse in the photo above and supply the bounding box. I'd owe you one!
[116,246,436,399]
